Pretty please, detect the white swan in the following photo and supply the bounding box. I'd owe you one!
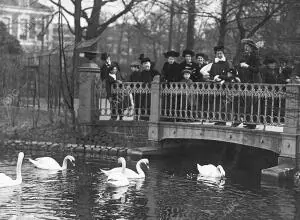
[197,164,225,178]
[101,157,149,179]
[28,155,75,170]
[100,157,126,176]
[106,158,129,187]
[0,152,24,188]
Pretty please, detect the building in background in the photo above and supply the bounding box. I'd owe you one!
[0,0,53,53]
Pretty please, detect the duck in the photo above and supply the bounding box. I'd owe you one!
[0,152,24,188]
[28,155,75,170]
[101,157,149,179]
[197,164,225,178]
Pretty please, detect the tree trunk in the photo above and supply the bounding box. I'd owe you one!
[168,0,175,50]
[71,0,82,129]
[86,0,101,40]
[217,0,228,46]
[186,0,196,50]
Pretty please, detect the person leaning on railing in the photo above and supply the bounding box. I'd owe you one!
[260,57,286,124]
[236,39,262,129]
[106,62,134,121]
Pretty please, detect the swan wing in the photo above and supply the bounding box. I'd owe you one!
[107,172,129,187]
[29,157,62,170]
[101,167,139,178]
[0,173,13,183]
[100,167,122,176]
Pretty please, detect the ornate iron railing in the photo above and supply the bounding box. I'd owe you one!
[94,80,286,126]
[160,82,286,126]
[94,81,151,120]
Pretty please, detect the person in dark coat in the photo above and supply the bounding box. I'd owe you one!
[129,61,141,82]
[200,45,230,81]
[161,50,181,82]
[139,57,160,83]
[237,39,262,128]
[100,52,111,81]
[260,57,285,84]
[237,39,261,83]
[179,49,198,81]
[195,53,208,82]
[138,57,160,120]
[107,62,133,120]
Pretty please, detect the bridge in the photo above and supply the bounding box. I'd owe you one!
[77,61,300,179]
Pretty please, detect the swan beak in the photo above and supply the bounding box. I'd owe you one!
[71,161,75,166]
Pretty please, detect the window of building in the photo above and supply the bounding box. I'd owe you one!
[29,17,36,39]
[20,19,28,40]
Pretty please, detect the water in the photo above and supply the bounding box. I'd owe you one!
[0,148,299,220]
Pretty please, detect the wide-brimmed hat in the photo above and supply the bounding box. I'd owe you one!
[181,69,192,75]
[182,49,195,57]
[195,53,207,59]
[164,50,180,58]
[141,57,151,64]
[109,62,120,71]
[241,38,258,50]
[130,61,140,67]
[213,45,225,53]
[101,52,110,61]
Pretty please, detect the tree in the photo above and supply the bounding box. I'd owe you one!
[0,22,23,55]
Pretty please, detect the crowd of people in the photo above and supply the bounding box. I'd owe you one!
[97,38,296,124]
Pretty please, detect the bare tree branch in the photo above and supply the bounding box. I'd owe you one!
[48,0,74,16]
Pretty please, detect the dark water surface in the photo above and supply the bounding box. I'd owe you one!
[0,147,299,220]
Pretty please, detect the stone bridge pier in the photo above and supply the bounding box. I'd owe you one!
[77,60,300,181]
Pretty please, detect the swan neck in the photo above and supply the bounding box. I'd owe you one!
[121,159,126,173]
[62,157,68,170]
[16,155,23,182]
[136,161,145,177]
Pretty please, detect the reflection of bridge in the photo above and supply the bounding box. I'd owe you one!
[78,62,300,179]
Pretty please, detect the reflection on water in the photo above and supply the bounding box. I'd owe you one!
[0,149,299,219]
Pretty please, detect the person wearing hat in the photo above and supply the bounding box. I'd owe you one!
[129,61,141,82]
[138,57,160,120]
[139,57,160,83]
[260,57,285,84]
[106,62,134,120]
[180,69,194,120]
[237,39,262,129]
[200,45,230,82]
[195,53,208,82]
[100,52,111,81]
[161,50,181,82]
[179,49,198,81]
[237,39,261,83]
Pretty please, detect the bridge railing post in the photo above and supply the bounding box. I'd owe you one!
[282,84,300,169]
[77,61,100,125]
[148,75,161,145]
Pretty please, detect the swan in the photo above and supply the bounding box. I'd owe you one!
[101,157,149,179]
[106,159,129,187]
[28,155,75,170]
[0,152,24,188]
[197,164,225,178]
[100,157,126,176]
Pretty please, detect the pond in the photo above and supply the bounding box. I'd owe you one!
[0,147,299,220]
